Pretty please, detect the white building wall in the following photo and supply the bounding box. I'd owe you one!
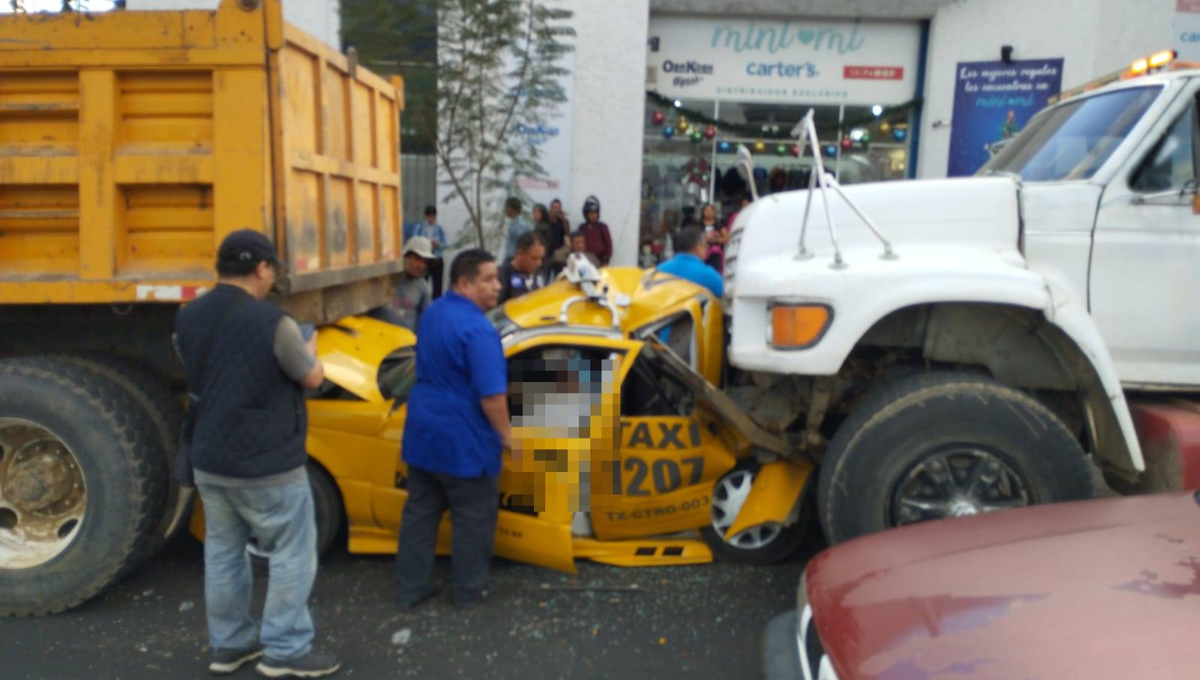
[566,0,650,267]
[917,0,1173,178]
[436,0,650,267]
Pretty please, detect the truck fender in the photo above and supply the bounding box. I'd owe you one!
[1040,277,1145,472]
[741,252,1146,474]
[724,459,814,539]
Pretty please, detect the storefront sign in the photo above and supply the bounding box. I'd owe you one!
[508,47,574,206]
[1172,0,1200,62]
[646,16,920,105]
[947,58,1063,177]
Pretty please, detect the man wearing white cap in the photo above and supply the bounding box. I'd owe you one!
[380,236,436,331]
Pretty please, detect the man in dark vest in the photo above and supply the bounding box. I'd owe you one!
[175,230,338,679]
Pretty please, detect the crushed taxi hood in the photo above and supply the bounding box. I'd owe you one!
[499,267,720,335]
[806,492,1200,680]
[315,315,414,403]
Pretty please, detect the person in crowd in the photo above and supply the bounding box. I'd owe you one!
[548,199,570,239]
[395,249,511,609]
[174,230,339,679]
[503,197,532,260]
[374,237,435,331]
[578,195,612,265]
[547,199,572,274]
[568,230,601,268]
[680,206,697,230]
[724,192,752,232]
[498,232,548,305]
[411,205,447,298]
[657,226,724,300]
[698,203,727,273]
[532,203,563,258]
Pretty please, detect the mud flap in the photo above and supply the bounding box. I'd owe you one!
[724,459,813,540]
[1122,400,1200,493]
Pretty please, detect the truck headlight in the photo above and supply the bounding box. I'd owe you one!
[769,303,832,349]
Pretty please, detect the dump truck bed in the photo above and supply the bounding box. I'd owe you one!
[0,0,403,318]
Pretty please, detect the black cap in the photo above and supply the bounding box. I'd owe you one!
[424,205,437,216]
[217,229,281,268]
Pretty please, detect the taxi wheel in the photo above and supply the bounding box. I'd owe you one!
[700,467,810,566]
[247,462,342,566]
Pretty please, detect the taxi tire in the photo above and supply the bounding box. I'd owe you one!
[248,461,342,568]
[817,371,1094,545]
[309,462,343,558]
[700,467,811,566]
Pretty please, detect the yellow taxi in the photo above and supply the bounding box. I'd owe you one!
[192,259,813,571]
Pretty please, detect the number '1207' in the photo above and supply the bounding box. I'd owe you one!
[614,456,704,496]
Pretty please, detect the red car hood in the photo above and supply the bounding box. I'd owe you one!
[807,493,1200,680]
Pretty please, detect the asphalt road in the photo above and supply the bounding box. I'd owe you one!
[2,533,821,680]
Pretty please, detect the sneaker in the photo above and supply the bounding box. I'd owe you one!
[255,650,341,678]
[209,644,263,675]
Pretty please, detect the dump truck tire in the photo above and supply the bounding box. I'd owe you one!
[55,354,183,553]
[817,371,1094,545]
[0,359,162,616]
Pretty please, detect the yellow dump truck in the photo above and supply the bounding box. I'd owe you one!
[0,0,404,615]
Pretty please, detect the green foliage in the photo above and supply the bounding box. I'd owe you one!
[341,0,574,248]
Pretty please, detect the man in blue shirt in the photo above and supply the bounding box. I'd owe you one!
[394,249,511,609]
[657,226,724,299]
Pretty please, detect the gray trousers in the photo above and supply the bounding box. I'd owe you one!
[394,466,499,604]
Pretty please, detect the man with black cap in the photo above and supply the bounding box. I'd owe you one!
[411,205,447,298]
[174,230,339,678]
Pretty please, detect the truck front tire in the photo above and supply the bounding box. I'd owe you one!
[0,359,163,615]
[817,372,1094,544]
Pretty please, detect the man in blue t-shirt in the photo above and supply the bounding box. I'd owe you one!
[657,226,724,299]
[394,249,511,609]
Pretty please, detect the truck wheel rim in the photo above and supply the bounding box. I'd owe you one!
[0,418,87,569]
[890,448,1029,527]
[710,469,782,550]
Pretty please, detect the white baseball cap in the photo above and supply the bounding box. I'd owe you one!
[403,236,436,259]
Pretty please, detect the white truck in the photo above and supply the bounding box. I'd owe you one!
[723,51,1200,544]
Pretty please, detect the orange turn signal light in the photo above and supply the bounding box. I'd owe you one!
[770,303,832,349]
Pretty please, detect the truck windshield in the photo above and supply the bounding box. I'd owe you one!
[981,86,1161,181]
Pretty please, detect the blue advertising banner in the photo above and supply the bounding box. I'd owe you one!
[948,58,1064,177]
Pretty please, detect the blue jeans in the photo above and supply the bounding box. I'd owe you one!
[197,477,317,660]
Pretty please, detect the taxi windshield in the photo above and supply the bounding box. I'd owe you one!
[981,86,1162,181]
